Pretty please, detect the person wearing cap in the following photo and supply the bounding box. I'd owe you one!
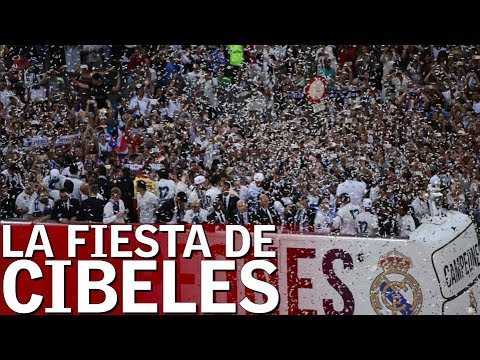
[355,198,379,236]
[188,175,207,209]
[136,180,159,224]
[42,168,65,196]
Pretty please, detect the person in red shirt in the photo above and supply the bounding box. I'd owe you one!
[126,127,143,154]
[12,51,31,71]
[128,46,147,71]
[337,45,357,67]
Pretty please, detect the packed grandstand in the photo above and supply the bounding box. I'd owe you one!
[1,45,479,237]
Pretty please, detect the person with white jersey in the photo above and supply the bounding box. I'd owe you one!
[355,198,379,236]
[397,201,421,237]
[155,168,176,204]
[188,175,208,209]
[175,169,194,199]
[336,168,367,206]
[246,172,265,211]
[203,173,222,213]
[136,180,159,224]
[63,164,84,202]
[42,168,65,198]
[314,195,341,234]
[336,193,362,235]
[28,188,54,223]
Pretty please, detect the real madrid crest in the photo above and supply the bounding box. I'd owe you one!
[370,249,423,315]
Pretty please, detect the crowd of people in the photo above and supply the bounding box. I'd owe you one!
[1,44,480,237]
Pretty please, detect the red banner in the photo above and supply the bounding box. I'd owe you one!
[0,222,279,315]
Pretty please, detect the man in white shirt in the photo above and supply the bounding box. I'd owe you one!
[398,201,420,237]
[28,189,54,223]
[314,195,341,235]
[336,168,367,206]
[336,193,362,235]
[184,199,209,224]
[204,173,222,213]
[15,183,37,219]
[136,180,159,224]
[156,168,176,204]
[128,84,152,117]
[246,172,265,211]
[355,198,379,236]
[42,168,65,197]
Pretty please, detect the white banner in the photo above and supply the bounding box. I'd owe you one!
[273,210,480,315]
[23,133,81,148]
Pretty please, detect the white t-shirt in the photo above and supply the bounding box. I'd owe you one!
[399,214,416,237]
[28,198,54,217]
[336,180,367,206]
[355,210,379,236]
[103,199,126,224]
[15,191,37,219]
[204,186,222,213]
[156,178,176,203]
[410,196,429,219]
[337,203,362,235]
[137,190,159,224]
[128,95,151,116]
[183,208,209,223]
[314,209,341,235]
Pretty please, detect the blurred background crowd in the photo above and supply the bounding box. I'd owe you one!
[1,44,480,237]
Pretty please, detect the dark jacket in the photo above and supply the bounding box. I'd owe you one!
[254,206,281,225]
[219,193,240,223]
[51,198,81,221]
[78,196,107,222]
